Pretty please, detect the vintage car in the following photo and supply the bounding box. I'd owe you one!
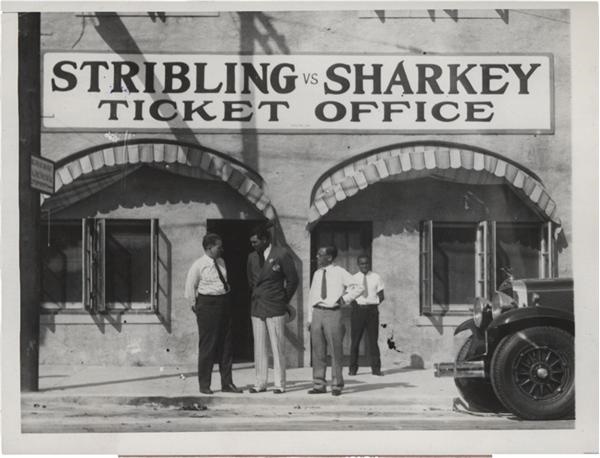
[435,276,574,421]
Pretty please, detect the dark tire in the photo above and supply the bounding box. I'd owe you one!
[454,336,505,412]
[490,326,574,420]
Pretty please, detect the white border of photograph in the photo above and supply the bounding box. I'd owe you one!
[1,1,597,454]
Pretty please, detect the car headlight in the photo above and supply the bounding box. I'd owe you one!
[473,297,491,328]
[491,290,516,318]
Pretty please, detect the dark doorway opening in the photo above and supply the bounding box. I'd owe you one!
[310,221,373,365]
[207,219,264,363]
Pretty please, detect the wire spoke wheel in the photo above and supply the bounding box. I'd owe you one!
[491,326,574,420]
[513,346,568,400]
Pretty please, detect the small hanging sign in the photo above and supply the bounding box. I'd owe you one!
[30,155,55,195]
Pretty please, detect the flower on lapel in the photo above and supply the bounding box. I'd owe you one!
[272,263,281,272]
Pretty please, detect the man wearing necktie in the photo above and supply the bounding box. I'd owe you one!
[184,233,243,395]
[349,255,385,376]
[307,245,364,396]
[247,225,299,394]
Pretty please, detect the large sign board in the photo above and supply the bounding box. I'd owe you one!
[43,53,553,133]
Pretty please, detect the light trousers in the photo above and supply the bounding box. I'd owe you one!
[251,315,287,390]
[311,307,345,391]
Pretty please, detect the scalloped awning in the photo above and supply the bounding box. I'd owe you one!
[309,144,562,226]
[41,141,274,219]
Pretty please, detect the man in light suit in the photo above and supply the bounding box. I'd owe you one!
[247,225,299,394]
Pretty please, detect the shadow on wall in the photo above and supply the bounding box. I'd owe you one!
[52,167,263,218]
[323,178,543,234]
[238,12,291,172]
[319,178,545,334]
[40,167,261,340]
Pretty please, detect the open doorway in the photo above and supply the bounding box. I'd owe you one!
[207,219,264,363]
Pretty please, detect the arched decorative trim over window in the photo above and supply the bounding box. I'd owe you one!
[308,141,562,227]
[42,139,274,219]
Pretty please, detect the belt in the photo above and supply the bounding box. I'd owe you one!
[313,305,340,311]
[197,291,229,297]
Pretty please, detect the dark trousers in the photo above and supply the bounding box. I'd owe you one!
[195,293,233,390]
[349,303,381,373]
[311,308,345,390]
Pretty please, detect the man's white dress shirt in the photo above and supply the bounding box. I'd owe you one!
[352,271,385,305]
[184,254,229,302]
[308,264,364,322]
[261,244,272,262]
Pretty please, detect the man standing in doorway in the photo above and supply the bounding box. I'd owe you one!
[349,254,385,376]
[184,233,243,395]
[307,246,364,396]
[247,225,299,394]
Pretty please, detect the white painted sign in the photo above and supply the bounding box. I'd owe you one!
[30,155,55,194]
[43,53,553,133]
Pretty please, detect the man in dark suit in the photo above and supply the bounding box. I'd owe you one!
[247,225,299,394]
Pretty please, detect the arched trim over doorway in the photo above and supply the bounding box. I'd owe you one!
[308,141,562,227]
[41,139,274,218]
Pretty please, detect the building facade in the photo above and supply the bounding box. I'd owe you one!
[38,9,571,369]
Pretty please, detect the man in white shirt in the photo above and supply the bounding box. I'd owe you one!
[349,255,385,376]
[307,246,364,396]
[184,233,243,395]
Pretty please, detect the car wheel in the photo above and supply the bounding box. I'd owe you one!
[454,336,505,412]
[490,326,574,420]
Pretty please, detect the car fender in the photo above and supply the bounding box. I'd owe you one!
[488,306,573,329]
[486,306,574,351]
[454,318,476,336]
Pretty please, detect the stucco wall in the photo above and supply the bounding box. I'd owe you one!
[39,167,272,366]
[320,179,543,367]
[39,9,572,368]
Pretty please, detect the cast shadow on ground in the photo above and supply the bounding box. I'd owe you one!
[38,371,197,392]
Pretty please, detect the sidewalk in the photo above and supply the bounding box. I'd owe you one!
[25,363,458,409]
[21,364,574,434]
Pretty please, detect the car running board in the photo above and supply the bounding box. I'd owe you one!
[434,361,485,378]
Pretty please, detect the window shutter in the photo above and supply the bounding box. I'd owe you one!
[487,221,496,295]
[151,219,159,313]
[156,222,171,328]
[82,218,94,310]
[475,221,488,298]
[94,218,106,312]
[540,221,554,278]
[420,220,433,315]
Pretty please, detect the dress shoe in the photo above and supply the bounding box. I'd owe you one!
[199,388,213,395]
[372,371,384,376]
[221,383,243,393]
[249,387,266,393]
[332,389,342,396]
[273,389,284,394]
[307,388,327,394]
[348,370,357,376]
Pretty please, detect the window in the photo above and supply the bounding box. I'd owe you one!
[41,220,84,311]
[420,220,555,316]
[41,218,158,313]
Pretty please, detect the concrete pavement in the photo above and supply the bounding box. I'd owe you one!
[21,363,575,432]
[28,362,455,407]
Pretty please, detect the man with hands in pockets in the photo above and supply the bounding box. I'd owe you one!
[184,233,243,395]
